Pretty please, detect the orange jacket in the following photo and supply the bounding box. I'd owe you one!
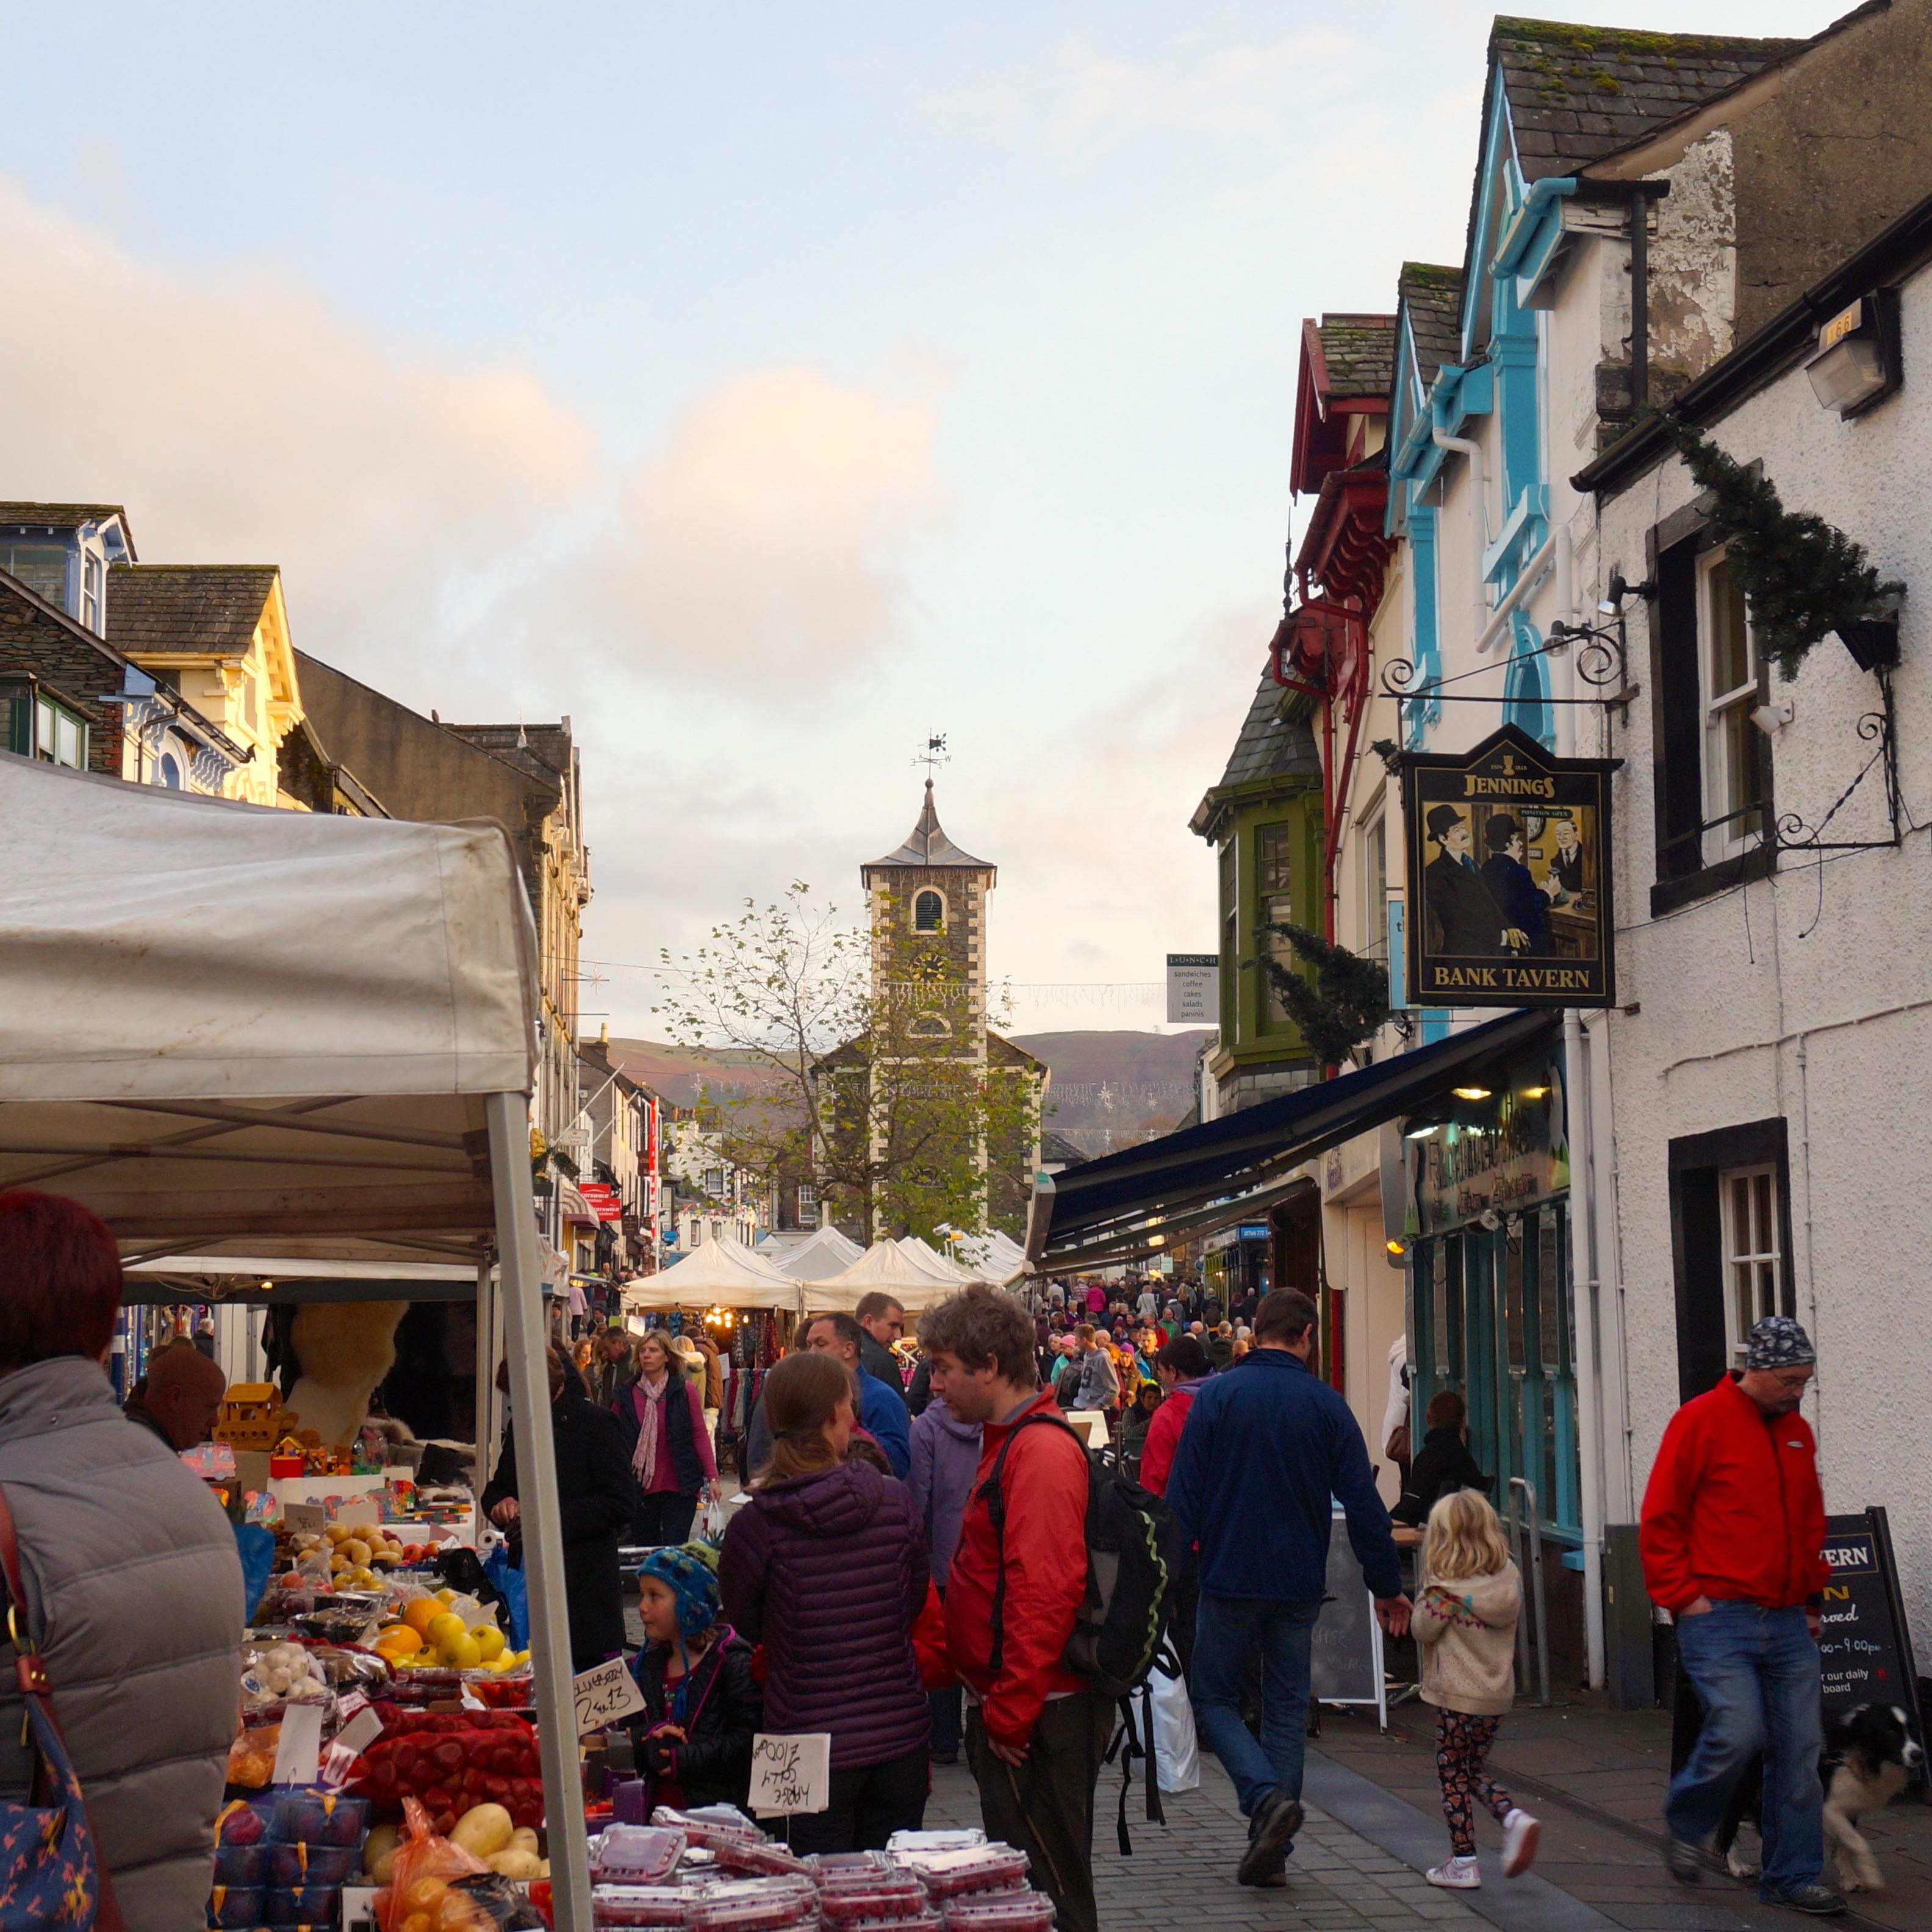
[942,1388,1089,1750]
[1640,1375,1830,1614]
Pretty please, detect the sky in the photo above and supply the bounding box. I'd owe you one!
[1,1,1834,1036]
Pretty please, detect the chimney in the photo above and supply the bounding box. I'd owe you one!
[599,1021,609,1047]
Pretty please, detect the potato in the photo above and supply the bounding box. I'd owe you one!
[326,1524,351,1545]
[364,1822,401,1883]
[448,1802,513,1859]
[342,1538,372,1566]
[485,1849,541,1880]
[509,1827,539,1856]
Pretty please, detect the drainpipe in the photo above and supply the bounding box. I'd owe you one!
[1565,1007,1606,1689]
[1432,428,1489,648]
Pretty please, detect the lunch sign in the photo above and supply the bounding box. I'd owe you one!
[1401,725,1620,1010]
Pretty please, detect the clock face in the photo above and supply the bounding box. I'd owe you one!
[909,950,952,983]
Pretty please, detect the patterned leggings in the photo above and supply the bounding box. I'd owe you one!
[1434,1709,1514,1856]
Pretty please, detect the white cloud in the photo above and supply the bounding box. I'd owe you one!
[572,365,948,690]
[927,31,1363,154]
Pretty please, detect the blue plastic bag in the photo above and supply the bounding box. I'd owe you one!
[234,1522,276,1623]
[482,1545,530,1651]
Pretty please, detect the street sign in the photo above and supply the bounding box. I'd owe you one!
[1401,724,1619,1009]
[1166,954,1218,1024]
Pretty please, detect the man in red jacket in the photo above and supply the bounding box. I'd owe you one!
[1640,1316,1839,1917]
[919,1285,1102,1932]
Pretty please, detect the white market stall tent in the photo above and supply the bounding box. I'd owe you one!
[766,1223,864,1282]
[624,1229,802,1310]
[0,753,598,1929]
[804,1236,983,1313]
[949,1227,1032,1287]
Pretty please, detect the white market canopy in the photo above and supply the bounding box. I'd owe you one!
[766,1224,864,1280]
[627,1230,802,1310]
[0,752,598,1928]
[950,1227,1032,1287]
[804,1236,982,1313]
[898,1234,982,1285]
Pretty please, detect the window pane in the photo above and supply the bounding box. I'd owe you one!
[1432,1242,1449,1373]
[7,544,67,608]
[54,711,81,767]
[1708,555,1753,696]
[1504,1229,1526,1370]
[1256,823,1293,894]
[1757,1260,1778,1324]
[1265,893,1296,1025]
[1752,1172,1775,1255]
[1539,1212,1561,1371]
[36,696,55,756]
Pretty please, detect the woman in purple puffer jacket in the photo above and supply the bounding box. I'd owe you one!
[719,1351,931,1852]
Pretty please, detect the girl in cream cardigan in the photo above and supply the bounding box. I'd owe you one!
[1413,1489,1541,1888]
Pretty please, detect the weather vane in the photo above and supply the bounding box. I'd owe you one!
[913,733,949,777]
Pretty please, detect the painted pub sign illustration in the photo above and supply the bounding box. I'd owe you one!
[1401,725,1619,1010]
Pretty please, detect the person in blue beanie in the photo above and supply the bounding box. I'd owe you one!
[628,1542,761,1811]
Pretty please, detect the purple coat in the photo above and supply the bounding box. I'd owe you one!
[718,1459,930,1770]
[907,1398,982,1587]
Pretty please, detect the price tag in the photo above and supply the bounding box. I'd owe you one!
[282,1502,328,1536]
[334,1705,384,1758]
[270,1700,325,1787]
[573,1656,648,1735]
[748,1733,830,1818]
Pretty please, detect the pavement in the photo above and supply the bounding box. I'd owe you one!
[920,1693,1932,1931]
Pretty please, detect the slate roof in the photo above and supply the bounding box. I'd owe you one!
[1209,661,1321,794]
[866,780,993,871]
[106,564,279,657]
[1492,16,1800,181]
[1314,314,1396,401]
[0,503,129,530]
[444,723,573,786]
[1399,264,1465,389]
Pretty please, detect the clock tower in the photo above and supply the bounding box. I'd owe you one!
[861,778,996,1025]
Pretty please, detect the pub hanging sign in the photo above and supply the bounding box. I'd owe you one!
[1401,724,1619,1010]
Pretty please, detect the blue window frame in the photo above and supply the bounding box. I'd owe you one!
[1503,614,1553,749]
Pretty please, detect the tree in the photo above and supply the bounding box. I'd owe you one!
[654,885,1041,1240]
[1252,922,1390,1069]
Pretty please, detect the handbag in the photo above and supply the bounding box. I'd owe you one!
[0,1484,127,1930]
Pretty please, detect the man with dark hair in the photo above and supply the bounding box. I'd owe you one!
[853,1292,910,1410]
[586,1318,637,1409]
[1168,1287,1409,1889]
[921,1286,1104,1932]
[804,1311,911,1477]
[1480,813,1547,955]
[1423,803,1509,956]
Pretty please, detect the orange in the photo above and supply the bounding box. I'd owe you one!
[376,1626,423,1658]
[401,1598,441,1639]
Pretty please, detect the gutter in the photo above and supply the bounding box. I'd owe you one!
[1492,177,1575,276]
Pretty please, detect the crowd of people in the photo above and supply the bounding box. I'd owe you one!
[0,1184,1857,1925]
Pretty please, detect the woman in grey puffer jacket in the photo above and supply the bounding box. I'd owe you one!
[0,1192,243,1932]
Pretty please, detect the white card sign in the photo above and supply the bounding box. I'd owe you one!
[282,1502,328,1537]
[270,1699,325,1788]
[573,1656,648,1735]
[749,1733,831,1817]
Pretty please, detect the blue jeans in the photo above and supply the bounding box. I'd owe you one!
[1190,1593,1320,1825]
[1667,1602,1824,1900]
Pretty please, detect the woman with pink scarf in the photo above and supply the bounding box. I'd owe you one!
[613,1329,720,1546]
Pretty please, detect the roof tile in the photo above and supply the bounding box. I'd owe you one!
[106,564,278,658]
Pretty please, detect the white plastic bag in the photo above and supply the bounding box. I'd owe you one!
[1149,1656,1199,1794]
[696,1492,730,1543]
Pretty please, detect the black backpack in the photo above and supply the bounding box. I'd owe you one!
[977,1410,1183,1700]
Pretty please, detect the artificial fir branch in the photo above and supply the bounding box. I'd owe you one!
[1659,417,1903,680]
[1254,922,1390,1068]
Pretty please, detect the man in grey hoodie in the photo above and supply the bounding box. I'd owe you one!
[907,1392,983,1764]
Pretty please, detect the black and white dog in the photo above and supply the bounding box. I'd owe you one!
[1715,1703,1923,1891]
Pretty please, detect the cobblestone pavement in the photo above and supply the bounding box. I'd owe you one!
[926,1753,1489,1931]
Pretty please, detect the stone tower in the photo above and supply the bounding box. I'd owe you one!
[860,780,996,1028]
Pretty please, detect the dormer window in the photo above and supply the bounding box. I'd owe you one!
[914,889,945,932]
[1,543,68,609]
[81,554,104,634]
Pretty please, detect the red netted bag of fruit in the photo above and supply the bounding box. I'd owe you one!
[350,1706,545,1833]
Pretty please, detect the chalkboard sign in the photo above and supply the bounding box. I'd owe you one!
[1312,1506,1387,1725]
[1819,1507,1923,1745]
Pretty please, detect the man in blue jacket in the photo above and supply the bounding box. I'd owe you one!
[742,1312,913,1479]
[1167,1287,1409,1888]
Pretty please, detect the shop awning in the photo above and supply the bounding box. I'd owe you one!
[1027,1009,1558,1271]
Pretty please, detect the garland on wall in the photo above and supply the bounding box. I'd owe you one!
[1253,922,1390,1069]
[1660,417,1903,680]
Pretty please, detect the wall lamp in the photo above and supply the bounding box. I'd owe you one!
[1806,290,1900,418]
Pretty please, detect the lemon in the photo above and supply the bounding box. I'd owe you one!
[472,1626,505,1662]
[434,1587,456,1604]
[425,1612,465,1650]
[441,1632,483,1670]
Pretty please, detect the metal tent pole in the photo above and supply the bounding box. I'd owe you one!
[485,1090,593,1932]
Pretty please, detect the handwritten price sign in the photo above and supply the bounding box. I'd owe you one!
[749,1733,830,1817]
[573,1656,648,1735]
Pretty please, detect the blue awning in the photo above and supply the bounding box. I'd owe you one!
[1027,1009,1557,1271]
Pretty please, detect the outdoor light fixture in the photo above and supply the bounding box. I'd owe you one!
[1520,1085,1550,1099]
[1752,698,1795,737]
[1147,1232,1166,1246]
[1385,1238,1407,1258]
[1452,1085,1492,1101]
[1405,1120,1440,1141]
[1805,290,1900,418]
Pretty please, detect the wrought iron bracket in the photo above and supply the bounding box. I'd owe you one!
[1772,664,1902,855]
[1378,616,1629,709]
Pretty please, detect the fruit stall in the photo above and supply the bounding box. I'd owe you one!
[0,757,598,1929]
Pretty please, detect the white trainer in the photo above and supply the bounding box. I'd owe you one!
[1427,1855,1482,1889]
[1501,1808,1542,1878]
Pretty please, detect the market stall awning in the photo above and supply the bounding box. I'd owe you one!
[947,1227,1031,1286]
[625,1230,802,1310]
[1027,1009,1559,1271]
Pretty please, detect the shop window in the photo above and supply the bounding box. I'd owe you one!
[1720,1165,1783,1368]
[1362,813,1389,963]
[914,889,944,932]
[1667,1119,1792,1402]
